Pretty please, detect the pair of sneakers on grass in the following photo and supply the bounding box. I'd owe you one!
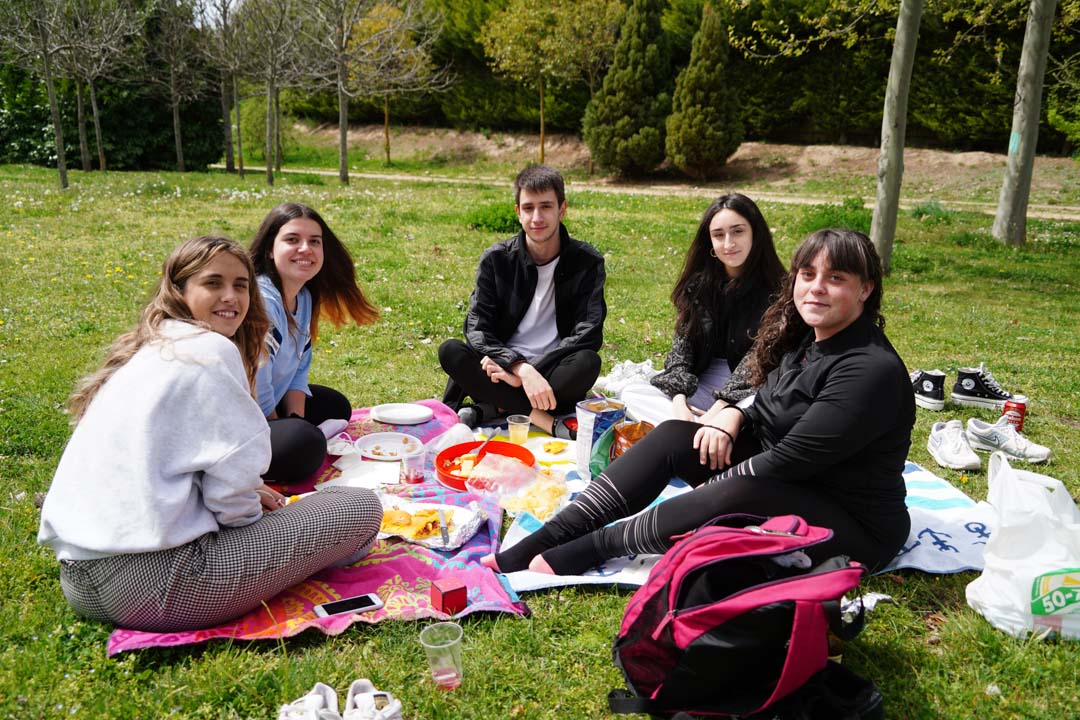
[278,680,401,720]
[927,416,1051,470]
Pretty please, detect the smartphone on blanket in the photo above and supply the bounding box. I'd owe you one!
[313,592,384,617]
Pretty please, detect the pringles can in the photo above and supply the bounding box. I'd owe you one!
[1002,395,1028,432]
[575,397,626,482]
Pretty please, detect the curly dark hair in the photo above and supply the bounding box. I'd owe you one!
[670,194,785,344]
[747,229,884,386]
[249,203,378,342]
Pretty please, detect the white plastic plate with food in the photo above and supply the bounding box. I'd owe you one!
[355,432,423,461]
[370,403,435,426]
[525,436,576,464]
[377,498,483,550]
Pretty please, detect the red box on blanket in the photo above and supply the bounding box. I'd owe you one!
[431,577,468,615]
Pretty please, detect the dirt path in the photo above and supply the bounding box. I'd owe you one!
[254,165,1080,222]
[251,125,1080,221]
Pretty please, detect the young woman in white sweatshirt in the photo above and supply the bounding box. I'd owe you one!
[38,236,383,632]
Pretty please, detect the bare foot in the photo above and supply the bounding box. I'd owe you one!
[527,554,555,574]
[480,553,502,572]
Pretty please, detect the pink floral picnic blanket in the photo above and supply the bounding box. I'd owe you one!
[106,403,528,656]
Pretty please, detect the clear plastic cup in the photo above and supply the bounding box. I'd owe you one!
[507,414,530,445]
[399,447,425,484]
[419,621,464,690]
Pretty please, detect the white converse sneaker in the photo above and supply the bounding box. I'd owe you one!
[342,679,403,720]
[927,420,981,470]
[278,682,342,720]
[966,416,1051,463]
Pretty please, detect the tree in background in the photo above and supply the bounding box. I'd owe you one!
[146,0,205,172]
[582,0,672,175]
[238,0,302,185]
[993,0,1059,246]
[480,0,557,163]
[349,2,452,167]
[870,0,924,274]
[665,2,742,178]
[198,0,245,176]
[2,0,72,188]
[56,0,143,172]
[545,0,625,172]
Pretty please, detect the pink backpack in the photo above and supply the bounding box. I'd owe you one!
[609,514,867,718]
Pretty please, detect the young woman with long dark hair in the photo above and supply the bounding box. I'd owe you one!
[249,203,379,484]
[619,194,785,425]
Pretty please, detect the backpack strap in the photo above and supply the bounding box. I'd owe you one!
[608,689,654,715]
[609,690,704,719]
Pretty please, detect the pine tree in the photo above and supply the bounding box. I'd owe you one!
[582,0,671,176]
[665,2,742,179]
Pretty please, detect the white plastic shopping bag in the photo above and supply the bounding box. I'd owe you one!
[965,452,1080,639]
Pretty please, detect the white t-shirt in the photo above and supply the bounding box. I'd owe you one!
[507,257,560,361]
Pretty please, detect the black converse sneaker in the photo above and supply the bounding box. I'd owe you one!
[950,363,1013,410]
[910,369,946,411]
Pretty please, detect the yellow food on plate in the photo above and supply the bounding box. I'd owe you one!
[445,452,479,478]
[542,440,568,455]
[501,474,569,521]
[381,507,450,540]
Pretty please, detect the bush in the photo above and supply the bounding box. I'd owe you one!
[795,197,872,237]
[665,2,742,178]
[467,202,520,234]
[910,200,953,225]
[582,0,672,176]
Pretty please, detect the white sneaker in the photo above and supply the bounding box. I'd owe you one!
[927,420,981,470]
[278,682,342,720]
[966,416,1051,463]
[342,679,403,720]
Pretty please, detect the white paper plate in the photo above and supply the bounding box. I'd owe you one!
[370,403,434,425]
[354,432,423,461]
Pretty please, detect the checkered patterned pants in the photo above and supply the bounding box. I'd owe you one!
[58,486,383,632]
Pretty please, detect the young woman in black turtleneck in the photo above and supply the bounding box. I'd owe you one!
[485,229,913,576]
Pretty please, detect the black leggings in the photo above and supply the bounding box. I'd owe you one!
[494,420,909,575]
[265,384,351,485]
[438,339,601,416]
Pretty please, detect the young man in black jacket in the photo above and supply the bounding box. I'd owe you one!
[439,165,607,439]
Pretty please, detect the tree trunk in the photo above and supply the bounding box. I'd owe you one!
[265,80,275,185]
[221,73,235,173]
[76,82,91,171]
[383,96,391,167]
[88,79,106,171]
[587,75,595,176]
[992,0,1058,247]
[870,0,924,274]
[338,75,350,183]
[538,76,546,164]
[170,66,185,172]
[274,87,283,173]
[41,48,68,189]
[233,73,244,179]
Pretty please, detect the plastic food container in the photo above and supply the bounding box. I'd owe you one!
[434,440,536,491]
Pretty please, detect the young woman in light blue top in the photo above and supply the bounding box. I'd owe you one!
[250,203,379,484]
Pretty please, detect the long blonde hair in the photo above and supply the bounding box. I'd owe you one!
[68,236,270,422]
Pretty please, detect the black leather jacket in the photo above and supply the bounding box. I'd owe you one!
[650,276,774,403]
[461,225,606,375]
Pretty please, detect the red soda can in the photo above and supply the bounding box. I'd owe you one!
[1002,395,1027,432]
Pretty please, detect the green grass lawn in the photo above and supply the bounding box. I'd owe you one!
[1,163,1078,719]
